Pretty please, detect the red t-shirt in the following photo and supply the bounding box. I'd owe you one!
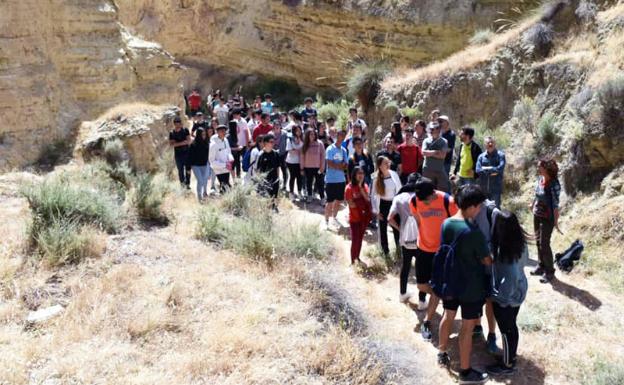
[397,143,422,175]
[188,93,201,110]
[345,184,371,223]
[253,123,273,141]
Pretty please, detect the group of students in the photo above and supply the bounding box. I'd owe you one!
[173,93,564,384]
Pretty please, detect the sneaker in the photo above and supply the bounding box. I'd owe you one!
[437,352,450,368]
[306,195,312,204]
[459,368,489,384]
[334,217,345,228]
[473,325,484,338]
[420,321,432,341]
[530,267,544,276]
[320,198,326,207]
[540,273,554,284]
[486,333,502,355]
[486,362,516,376]
[289,192,296,202]
[399,292,412,303]
[417,299,428,311]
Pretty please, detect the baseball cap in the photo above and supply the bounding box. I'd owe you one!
[439,115,449,122]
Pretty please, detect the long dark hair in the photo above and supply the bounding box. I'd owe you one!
[302,128,317,154]
[350,166,365,187]
[291,125,302,140]
[391,121,403,144]
[492,210,531,264]
[193,128,208,147]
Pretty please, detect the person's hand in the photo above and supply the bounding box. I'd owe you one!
[377,213,383,221]
[450,174,457,181]
[300,170,305,176]
[318,170,324,175]
[491,172,498,176]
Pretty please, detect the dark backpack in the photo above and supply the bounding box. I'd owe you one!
[555,240,584,273]
[242,149,252,172]
[430,224,475,300]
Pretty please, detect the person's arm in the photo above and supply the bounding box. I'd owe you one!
[360,184,370,202]
[482,255,493,266]
[388,212,400,231]
[476,154,485,175]
[453,144,461,175]
[319,144,325,173]
[345,188,356,209]
[493,151,506,175]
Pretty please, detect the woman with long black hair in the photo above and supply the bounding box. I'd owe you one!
[345,166,372,264]
[371,156,402,256]
[285,125,304,201]
[487,211,529,375]
[188,128,210,201]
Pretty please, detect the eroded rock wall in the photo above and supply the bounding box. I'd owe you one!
[0,0,183,170]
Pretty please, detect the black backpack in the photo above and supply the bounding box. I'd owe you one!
[430,223,476,300]
[555,240,584,273]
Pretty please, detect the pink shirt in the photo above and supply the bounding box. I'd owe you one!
[300,141,325,170]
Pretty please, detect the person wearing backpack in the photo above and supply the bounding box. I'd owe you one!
[388,173,428,308]
[435,185,492,385]
[408,178,458,341]
[486,210,529,376]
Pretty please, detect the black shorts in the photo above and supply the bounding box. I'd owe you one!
[325,182,345,203]
[442,299,484,320]
[415,249,435,284]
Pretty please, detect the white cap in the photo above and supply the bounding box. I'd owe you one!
[439,115,449,122]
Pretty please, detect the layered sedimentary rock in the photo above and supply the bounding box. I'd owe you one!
[115,0,524,88]
[0,0,183,170]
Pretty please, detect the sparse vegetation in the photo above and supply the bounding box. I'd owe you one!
[470,29,495,45]
[470,119,512,150]
[597,73,624,133]
[583,357,624,385]
[576,0,598,23]
[34,217,104,266]
[517,302,550,332]
[346,61,390,113]
[220,182,256,217]
[195,207,226,243]
[511,96,539,134]
[536,112,560,147]
[128,173,169,225]
[522,22,554,57]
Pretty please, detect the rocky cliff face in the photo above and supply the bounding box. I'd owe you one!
[0,0,183,170]
[114,0,524,89]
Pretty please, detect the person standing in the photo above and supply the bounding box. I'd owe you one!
[347,137,374,187]
[409,178,458,341]
[191,112,208,136]
[476,137,506,208]
[343,122,364,158]
[325,130,349,229]
[301,97,317,122]
[261,93,274,115]
[371,156,402,257]
[439,116,456,177]
[272,122,289,193]
[376,137,402,173]
[397,128,423,185]
[452,127,482,188]
[435,185,491,385]
[346,107,367,137]
[301,129,326,204]
[188,128,210,201]
[232,108,251,169]
[256,134,281,212]
[169,116,191,188]
[187,89,202,117]
[252,113,273,142]
[227,120,241,180]
[385,121,404,145]
[530,158,561,283]
[422,121,450,192]
[345,167,372,264]
[414,120,428,150]
[213,97,230,126]
[486,211,529,376]
[285,125,304,201]
[208,125,233,193]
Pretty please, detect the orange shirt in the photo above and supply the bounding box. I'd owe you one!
[409,191,458,252]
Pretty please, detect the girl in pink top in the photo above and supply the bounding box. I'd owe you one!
[301,129,326,203]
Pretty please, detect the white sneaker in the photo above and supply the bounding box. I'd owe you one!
[399,292,412,303]
[417,299,428,311]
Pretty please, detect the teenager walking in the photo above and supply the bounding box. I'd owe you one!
[169,116,191,188]
[301,129,326,204]
[486,211,529,375]
[372,156,402,256]
[325,130,349,229]
[345,167,372,264]
[530,158,561,283]
[256,134,281,211]
[285,125,304,201]
[208,125,233,193]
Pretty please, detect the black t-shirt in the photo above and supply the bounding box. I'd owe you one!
[191,121,208,134]
[256,150,281,183]
[318,132,333,149]
[376,150,402,172]
[169,128,190,155]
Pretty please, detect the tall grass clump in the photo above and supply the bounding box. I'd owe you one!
[276,222,331,259]
[226,215,275,265]
[537,112,560,146]
[471,120,512,150]
[34,217,104,266]
[128,173,169,225]
[522,22,554,57]
[220,182,257,217]
[22,175,122,233]
[346,61,390,113]
[597,73,624,134]
[511,96,539,133]
[317,98,351,131]
[195,207,227,243]
[470,29,495,45]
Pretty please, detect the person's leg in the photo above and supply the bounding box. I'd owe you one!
[493,191,502,208]
[350,222,363,263]
[416,250,438,322]
[175,155,185,185]
[485,299,497,334]
[378,200,391,255]
[438,303,458,353]
[333,200,342,220]
[541,218,555,276]
[459,318,479,371]
[280,154,288,191]
[294,163,303,195]
[493,302,520,367]
[305,168,315,198]
[287,163,297,193]
[325,183,335,222]
[392,216,401,254]
[217,173,230,193]
[533,215,544,273]
[400,247,414,295]
[191,166,202,200]
[185,161,192,187]
[317,172,325,200]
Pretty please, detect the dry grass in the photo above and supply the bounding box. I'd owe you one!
[382,14,541,90]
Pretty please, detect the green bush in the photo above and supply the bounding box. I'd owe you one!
[470,120,512,150]
[220,182,257,217]
[346,62,390,112]
[103,139,126,166]
[195,207,227,243]
[512,96,539,133]
[226,215,275,265]
[22,175,123,233]
[537,112,560,146]
[128,173,169,225]
[276,222,331,259]
[400,106,422,121]
[597,74,624,133]
[470,29,495,45]
[33,217,102,266]
[317,98,352,131]
[583,358,624,385]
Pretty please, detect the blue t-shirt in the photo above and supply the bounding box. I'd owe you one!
[325,144,348,184]
[261,101,274,114]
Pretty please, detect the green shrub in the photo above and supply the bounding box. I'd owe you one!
[512,96,539,133]
[470,120,512,150]
[346,61,390,112]
[537,112,560,146]
[103,139,126,166]
[470,29,495,45]
[128,173,169,225]
[317,98,352,131]
[582,358,624,385]
[21,175,122,233]
[597,73,624,134]
[220,182,258,217]
[195,207,227,243]
[400,106,422,121]
[276,222,331,259]
[32,217,103,266]
[226,215,275,265]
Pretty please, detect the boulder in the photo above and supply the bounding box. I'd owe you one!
[75,104,181,172]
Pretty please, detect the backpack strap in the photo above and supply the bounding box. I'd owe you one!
[449,227,473,249]
[443,193,451,218]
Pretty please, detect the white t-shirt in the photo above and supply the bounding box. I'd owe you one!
[213,104,230,126]
[285,136,303,164]
[389,192,416,235]
[235,118,250,147]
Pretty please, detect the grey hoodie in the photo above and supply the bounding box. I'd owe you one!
[490,247,529,308]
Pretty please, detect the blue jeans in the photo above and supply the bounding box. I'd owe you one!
[191,165,209,200]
